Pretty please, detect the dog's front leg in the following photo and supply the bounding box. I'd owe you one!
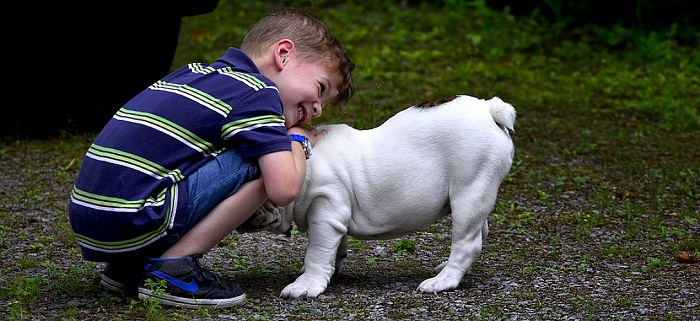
[280,216,347,298]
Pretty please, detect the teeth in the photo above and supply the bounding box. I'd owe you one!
[297,107,304,122]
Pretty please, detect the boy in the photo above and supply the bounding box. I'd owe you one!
[68,8,354,309]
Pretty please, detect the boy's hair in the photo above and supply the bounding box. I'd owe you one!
[241,8,355,108]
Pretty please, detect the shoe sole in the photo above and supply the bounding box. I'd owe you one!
[101,274,127,292]
[138,288,246,309]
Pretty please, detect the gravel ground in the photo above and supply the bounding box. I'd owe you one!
[61,220,691,321]
[201,227,700,321]
[1,130,699,320]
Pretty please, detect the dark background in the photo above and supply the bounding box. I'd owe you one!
[2,0,697,139]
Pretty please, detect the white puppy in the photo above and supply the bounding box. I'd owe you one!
[240,95,516,298]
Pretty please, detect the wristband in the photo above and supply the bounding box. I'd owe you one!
[289,134,312,159]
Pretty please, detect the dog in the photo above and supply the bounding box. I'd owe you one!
[239,95,516,298]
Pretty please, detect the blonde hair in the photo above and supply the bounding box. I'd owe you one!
[241,8,355,108]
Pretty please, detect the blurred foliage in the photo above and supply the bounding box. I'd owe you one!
[173,0,699,131]
[485,0,700,43]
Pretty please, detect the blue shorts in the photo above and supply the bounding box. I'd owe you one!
[102,151,261,262]
[180,151,261,234]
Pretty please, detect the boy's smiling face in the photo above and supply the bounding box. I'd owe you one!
[277,59,341,129]
[256,39,342,129]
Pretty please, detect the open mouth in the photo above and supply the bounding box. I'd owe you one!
[296,105,307,124]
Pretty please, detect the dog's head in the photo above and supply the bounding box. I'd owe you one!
[237,200,294,235]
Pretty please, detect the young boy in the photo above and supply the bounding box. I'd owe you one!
[68,8,354,309]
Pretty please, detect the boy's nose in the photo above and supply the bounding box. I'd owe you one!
[312,104,322,118]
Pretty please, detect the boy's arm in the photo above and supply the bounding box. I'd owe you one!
[257,127,323,206]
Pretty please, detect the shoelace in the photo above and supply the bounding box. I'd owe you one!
[190,255,230,288]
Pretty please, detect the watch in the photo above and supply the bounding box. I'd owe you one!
[289,134,312,159]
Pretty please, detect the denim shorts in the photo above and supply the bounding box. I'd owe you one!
[180,150,261,234]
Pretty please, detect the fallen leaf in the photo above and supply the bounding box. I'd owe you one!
[615,190,636,199]
[675,252,699,263]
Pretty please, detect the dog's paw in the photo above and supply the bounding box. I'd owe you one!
[280,274,328,299]
[417,274,461,293]
[237,201,282,233]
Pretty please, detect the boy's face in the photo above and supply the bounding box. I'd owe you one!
[273,58,342,129]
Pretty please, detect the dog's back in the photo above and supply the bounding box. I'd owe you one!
[302,95,516,239]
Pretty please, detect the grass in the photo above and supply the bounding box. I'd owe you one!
[174,1,700,132]
[1,0,699,319]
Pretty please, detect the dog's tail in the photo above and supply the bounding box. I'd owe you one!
[488,96,516,136]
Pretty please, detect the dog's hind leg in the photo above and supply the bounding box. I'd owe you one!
[432,220,488,275]
[417,184,496,293]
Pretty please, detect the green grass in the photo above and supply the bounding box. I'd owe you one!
[175,0,699,131]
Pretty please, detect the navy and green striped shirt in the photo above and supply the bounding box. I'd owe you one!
[68,48,291,262]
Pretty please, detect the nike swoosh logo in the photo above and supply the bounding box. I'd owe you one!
[152,270,199,293]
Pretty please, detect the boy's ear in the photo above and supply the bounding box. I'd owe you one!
[274,39,295,69]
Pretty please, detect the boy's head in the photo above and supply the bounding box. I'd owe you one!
[241,8,355,110]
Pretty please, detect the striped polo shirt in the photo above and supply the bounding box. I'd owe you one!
[69,47,291,262]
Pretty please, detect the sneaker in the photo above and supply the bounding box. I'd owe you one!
[137,255,246,309]
[100,262,144,294]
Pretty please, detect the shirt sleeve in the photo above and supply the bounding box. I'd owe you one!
[222,87,291,160]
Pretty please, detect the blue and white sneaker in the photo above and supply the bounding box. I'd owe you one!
[137,255,246,309]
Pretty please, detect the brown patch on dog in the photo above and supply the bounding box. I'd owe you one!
[415,95,459,109]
